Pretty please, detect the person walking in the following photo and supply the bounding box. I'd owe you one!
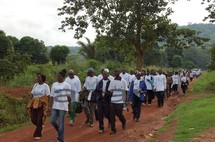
[50,69,72,142]
[27,73,50,140]
[129,72,147,122]
[108,69,128,135]
[65,69,82,126]
[181,72,189,95]
[82,68,98,127]
[154,70,167,108]
[172,71,180,95]
[144,71,154,105]
[95,69,112,134]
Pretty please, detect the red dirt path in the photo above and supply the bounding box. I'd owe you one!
[0,91,183,142]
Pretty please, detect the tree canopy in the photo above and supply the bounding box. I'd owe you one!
[50,45,70,64]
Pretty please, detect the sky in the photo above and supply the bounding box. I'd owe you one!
[0,0,210,46]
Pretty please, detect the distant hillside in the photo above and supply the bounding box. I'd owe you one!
[181,23,215,46]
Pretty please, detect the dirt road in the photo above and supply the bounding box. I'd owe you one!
[0,93,183,142]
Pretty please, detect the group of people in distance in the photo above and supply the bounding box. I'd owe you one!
[27,67,201,142]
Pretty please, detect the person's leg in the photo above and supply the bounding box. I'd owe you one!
[161,91,164,106]
[132,94,137,119]
[70,102,77,123]
[33,107,44,137]
[155,92,160,107]
[148,90,152,104]
[83,101,90,123]
[136,97,142,120]
[104,102,110,126]
[50,109,59,132]
[110,103,116,133]
[30,108,37,126]
[97,102,104,131]
[89,102,95,125]
[115,104,126,129]
[58,110,66,142]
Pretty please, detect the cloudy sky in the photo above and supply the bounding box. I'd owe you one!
[0,0,210,46]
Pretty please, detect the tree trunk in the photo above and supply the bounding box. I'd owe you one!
[135,44,143,70]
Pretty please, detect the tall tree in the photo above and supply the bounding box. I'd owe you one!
[58,0,177,69]
[17,36,49,64]
[77,37,97,59]
[208,43,215,70]
[50,45,70,64]
[0,30,13,59]
[202,0,215,22]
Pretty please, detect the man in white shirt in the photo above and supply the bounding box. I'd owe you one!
[83,68,98,127]
[120,69,130,87]
[154,70,167,108]
[108,69,128,135]
[144,71,154,105]
[65,69,82,126]
[172,72,180,95]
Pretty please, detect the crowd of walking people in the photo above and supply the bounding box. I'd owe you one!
[27,67,201,142]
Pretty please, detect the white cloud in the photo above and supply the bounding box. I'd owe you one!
[0,0,210,46]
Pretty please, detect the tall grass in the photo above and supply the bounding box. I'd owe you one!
[191,71,215,94]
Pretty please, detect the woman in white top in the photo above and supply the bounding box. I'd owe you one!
[181,72,189,95]
[50,69,72,142]
[30,73,50,140]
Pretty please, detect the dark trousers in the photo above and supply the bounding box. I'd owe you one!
[83,101,96,124]
[97,101,110,130]
[181,84,188,94]
[110,103,126,132]
[156,91,164,107]
[30,107,44,137]
[132,94,142,119]
[145,90,153,104]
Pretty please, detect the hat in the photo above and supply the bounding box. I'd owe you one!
[104,68,110,73]
[86,68,94,73]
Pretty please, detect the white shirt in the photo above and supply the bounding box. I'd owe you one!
[102,80,109,97]
[181,76,188,83]
[154,74,167,92]
[133,79,141,97]
[129,74,136,83]
[31,83,50,98]
[108,78,128,104]
[172,75,180,85]
[84,76,98,91]
[65,77,81,102]
[145,75,153,90]
[50,82,71,111]
[120,73,130,86]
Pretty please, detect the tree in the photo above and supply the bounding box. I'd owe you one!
[58,0,177,69]
[7,36,19,49]
[0,30,13,59]
[208,43,215,70]
[77,37,97,59]
[183,61,196,70]
[17,36,49,64]
[202,0,215,22]
[50,45,70,64]
[171,55,183,69]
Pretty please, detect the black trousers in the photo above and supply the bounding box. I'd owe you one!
[156,91,164,107]
[181,83,188,94]
[132,94,142,119]
[110,103,126,132]
[30,107,44,137]
[97,101,110,130]
[145,90,153,104]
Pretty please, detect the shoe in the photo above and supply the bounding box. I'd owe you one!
[108,123,111,129]
[83,120,89,125]
[148,104,151,106]
[69,120,74,126]
[109,131,116,135]
[123,107,127,111]
[89,124,94,127]
[34,137,41,140]
[136,118,139,122]
[122,123,126,130]
[142,103,146,106]
[98,130,104,134]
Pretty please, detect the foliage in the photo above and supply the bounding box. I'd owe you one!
[208,43,215,70]
[0,30,13,59]
[78,37,97,59]
[17,36,49,64]
[183,61,196,70]
[50,45,70,64]
[191,71,215,93]
[0,93,29,133]
[202,0,215,22]
[171,55,183,68]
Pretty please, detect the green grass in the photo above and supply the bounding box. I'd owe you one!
[167,94,215,142]
[0,122,31,134]
[191,71,215,94]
